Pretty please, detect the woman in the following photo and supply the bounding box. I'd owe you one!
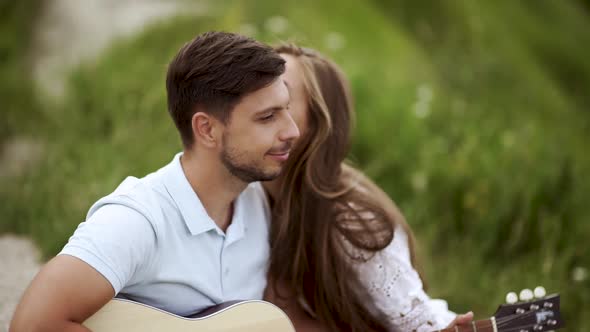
[262,44,473,332]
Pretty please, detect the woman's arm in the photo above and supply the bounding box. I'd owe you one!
[263,279,328,332]
[345,225,470,332]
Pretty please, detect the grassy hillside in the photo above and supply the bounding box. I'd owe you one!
[1,0,588,329]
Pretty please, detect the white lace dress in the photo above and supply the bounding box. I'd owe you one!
[349,225,456,332]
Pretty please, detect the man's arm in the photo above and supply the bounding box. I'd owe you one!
[9,203,156,332]
[10,255,115,332]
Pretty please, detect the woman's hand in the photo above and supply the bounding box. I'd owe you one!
[445,311,474,329]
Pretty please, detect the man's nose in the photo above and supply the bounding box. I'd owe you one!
[279,111,300,142]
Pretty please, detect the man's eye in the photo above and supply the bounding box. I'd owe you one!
[260,114,275,122]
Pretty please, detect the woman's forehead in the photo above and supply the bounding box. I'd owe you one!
[281,54,306,91]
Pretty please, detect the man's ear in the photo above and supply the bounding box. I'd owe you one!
[191,112,223,148]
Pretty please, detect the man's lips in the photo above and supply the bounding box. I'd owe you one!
[267,150,291,161]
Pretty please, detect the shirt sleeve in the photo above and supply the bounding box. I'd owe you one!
[59,203,157,294]
[348,226,456,332]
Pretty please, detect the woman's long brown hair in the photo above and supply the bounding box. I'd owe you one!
[268,45,424,332]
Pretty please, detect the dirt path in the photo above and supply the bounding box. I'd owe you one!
[0,235,41,332]
[32,0,207,98]
[1,1,207,330]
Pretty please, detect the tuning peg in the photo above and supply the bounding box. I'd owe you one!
[519,289,533,301]
[506,292,518,304]
[534,286,546,298]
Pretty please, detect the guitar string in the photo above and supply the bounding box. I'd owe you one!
[495,310,550,332]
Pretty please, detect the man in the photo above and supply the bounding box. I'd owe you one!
[10,31,299,332]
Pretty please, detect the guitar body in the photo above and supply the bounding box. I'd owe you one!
[83,298,296,332]
[84,290,564,332]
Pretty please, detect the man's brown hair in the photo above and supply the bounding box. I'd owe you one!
[166,31,285,147]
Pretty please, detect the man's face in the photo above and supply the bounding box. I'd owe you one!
[220,78,299,183]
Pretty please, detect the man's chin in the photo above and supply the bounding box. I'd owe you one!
[257,171,282,182]
[255,165,284,182]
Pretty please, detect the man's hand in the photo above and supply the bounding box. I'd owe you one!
[445,311,474,329]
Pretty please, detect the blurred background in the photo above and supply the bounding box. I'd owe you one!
[1,0,589,330]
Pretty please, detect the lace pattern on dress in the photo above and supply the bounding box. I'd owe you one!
[344,226,456,332]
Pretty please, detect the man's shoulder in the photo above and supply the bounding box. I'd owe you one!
[87,168,171,227]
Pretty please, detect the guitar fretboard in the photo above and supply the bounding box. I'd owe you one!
[435,318,495,332]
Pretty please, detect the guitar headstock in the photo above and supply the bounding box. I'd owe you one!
[492,287,564,332]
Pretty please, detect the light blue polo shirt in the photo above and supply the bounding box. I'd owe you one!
[59,152,271,316]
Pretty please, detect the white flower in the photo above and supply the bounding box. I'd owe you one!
[501,131,515,148]
[411,171,428,192]
[325,32,346,51]
[417,84,433,102]
[238,23,258,37]
[413,100,430,118]
[413,84,433,118]
[572,266,588,282]
[264,16,288,35]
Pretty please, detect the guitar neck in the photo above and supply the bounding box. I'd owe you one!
[435,318,496,332]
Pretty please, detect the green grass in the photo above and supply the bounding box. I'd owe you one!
[0,1,43,142]
[1,0,589,330]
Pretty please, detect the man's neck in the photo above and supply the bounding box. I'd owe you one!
[180,150,247,232]
[261,178,281,209]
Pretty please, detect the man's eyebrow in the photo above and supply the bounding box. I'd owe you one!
[254,80,291,115]
[254,105,285,115]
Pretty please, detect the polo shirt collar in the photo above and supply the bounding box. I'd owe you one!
[162,152,246,240]
[225,192,245,245]
[163,152,217,236]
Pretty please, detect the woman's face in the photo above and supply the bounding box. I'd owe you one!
[280,54,309,139]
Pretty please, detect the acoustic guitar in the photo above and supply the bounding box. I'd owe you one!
[83,286,564,331]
